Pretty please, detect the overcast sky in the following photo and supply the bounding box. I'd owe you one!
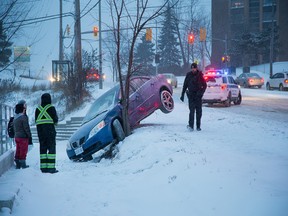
[14,0,211,79]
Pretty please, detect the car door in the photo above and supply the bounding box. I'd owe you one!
[237,74,245,86]
[271,73,284,88]
[128,77,154,126]
[228,76,239,98]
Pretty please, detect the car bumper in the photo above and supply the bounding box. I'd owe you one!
[66,124,114,160]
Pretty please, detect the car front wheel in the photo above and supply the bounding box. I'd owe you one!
[159,90,174,113]
[234,92,242,105]
[112,119,125,142]
[266,83,271,90]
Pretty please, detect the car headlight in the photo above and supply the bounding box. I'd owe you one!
[88,120,105,139]
[66,141,72,150]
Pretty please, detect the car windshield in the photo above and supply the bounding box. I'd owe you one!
[163,74,172,79]
[247,73,260,78]
[82,85,120,124]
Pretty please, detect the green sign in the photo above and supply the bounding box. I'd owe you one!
[14,46,30,62]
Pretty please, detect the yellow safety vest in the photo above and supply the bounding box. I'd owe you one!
[36,104,54,125]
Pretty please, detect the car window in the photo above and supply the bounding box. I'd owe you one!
[204,76,223,84]
[228,76,236,84]
[83,85,119,123]
[128,77,150,95]
[279,73,284,78]
[222,76,227,83]
[247,73,260,78]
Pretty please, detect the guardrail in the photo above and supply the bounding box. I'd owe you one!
[0,104,14,156]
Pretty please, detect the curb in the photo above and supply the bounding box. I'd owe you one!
[0,150,14,177]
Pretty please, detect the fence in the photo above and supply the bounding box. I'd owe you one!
[0,104,14,156]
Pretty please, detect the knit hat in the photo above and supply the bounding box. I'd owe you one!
[191,63,198,69]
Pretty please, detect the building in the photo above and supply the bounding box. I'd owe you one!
[211,0,288,69]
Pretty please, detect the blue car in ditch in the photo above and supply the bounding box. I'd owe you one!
[66,75,174,161]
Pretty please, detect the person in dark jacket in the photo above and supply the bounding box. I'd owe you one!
[13,103,32,169]
[35,93,59,174]
[180,63,207,131]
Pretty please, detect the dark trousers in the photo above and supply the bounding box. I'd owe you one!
[39,135,56,172]
[15,138,29,160]
[188,97,202,128]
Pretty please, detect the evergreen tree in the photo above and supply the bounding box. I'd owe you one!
[0,20,13,67]
[134,34,155,75]
[158,5,181,73]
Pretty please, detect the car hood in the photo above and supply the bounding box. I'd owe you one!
[69,111,108,142]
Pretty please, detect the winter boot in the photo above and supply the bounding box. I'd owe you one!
[14,159,21,169]
[47,168,59,174]
[19,160,29,169]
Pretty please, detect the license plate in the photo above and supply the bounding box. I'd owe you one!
[75,147,84,155]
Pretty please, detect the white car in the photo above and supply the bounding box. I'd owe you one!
[266,72,288,91]
[202,73,242,107]
[161,73,178,88]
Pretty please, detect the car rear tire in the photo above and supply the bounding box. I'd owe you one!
[159,90,174,113]
[112,119,125,142]
[266,83,271,90]
[279,84,284,91]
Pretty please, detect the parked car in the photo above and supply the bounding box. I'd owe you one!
[162,73,178,88]
[202,73,242,107]
[66,75,174,161]
[235,72,264,88]
[266,72,288,91]
[86,68,105,82]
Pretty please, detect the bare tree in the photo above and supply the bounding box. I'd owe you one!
[0,0,34,72]
[108,0,175,136]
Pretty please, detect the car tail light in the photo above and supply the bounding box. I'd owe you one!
[284,79,288,84]
[248,78,253,83]
[261,78,264,82]
[220,84,227,90]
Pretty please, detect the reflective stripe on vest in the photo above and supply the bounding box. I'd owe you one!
[36,104,54,125]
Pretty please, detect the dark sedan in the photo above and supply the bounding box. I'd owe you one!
[235,72,264,88]
[66,75,174,161]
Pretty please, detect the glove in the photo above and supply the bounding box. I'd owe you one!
[180,95,184,102]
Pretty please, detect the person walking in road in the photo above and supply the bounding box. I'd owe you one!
[35,93,59,174]
[13,103,32,169]
[180,63,207,131]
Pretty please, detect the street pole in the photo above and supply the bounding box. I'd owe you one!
[59,0,64,62]
[74,0,83,97]
[269,1,275,78]
[99,0,103,89]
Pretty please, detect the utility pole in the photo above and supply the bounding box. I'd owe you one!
[74,0,83,97]
[99,0,103,89]
[269,1,275,78]
[59,0,64,62]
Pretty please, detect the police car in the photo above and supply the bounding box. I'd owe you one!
[202,71,242,107]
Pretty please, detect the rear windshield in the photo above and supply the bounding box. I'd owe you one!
[247,73,260,78]
[204,75,224,83]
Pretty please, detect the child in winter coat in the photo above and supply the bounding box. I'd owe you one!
[13,103,32,169]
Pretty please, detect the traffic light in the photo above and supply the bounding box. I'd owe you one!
[222,56,226,63]
[146,28,152,41]
[188,33,195,44]
[199,28,206,42]
[93,26,99,37]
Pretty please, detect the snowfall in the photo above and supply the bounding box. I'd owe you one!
[0,70,288,216]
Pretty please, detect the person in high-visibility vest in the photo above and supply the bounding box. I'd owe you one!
[35,93,59,174]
